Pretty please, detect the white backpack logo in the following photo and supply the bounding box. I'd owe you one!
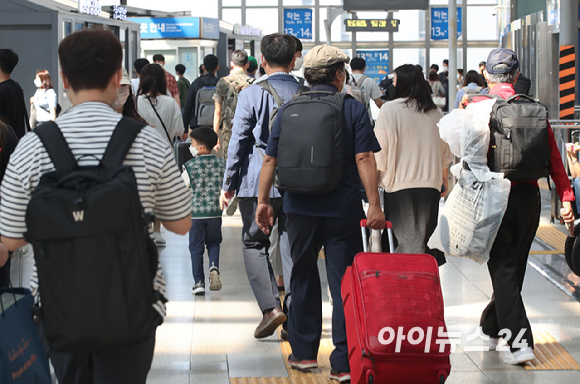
[73,210,84,222]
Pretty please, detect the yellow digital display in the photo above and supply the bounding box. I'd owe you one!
[345,19,400,32]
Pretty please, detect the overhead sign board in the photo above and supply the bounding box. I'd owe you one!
[356,50,389,84]
[283,8,313,40]
[431,7,462,40]
[201,18,220,39]
[343,0,429,11]
[78,0,101,16]
[131,17,200,39]
[345,19,400,32]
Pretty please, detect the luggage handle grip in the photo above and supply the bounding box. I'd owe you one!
[360,220,394,253]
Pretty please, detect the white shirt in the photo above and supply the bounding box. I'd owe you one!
[137,94,184,145]
[34,88,57,123]
[0,102,192,318]
[131,78,140,96]
[352,73,382,123]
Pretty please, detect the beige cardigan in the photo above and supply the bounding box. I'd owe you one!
[374,98,453,193]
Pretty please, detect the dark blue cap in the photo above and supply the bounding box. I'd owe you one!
[486,48,519,74]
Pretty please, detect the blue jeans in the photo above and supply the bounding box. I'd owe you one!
[189,218,222,283]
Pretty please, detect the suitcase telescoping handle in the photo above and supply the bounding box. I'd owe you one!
[360,220,394,253]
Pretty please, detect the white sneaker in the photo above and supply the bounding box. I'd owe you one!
[209,268,222,291]
[192,282,206,296]
[503,348,536,365]
[154,232,166,246]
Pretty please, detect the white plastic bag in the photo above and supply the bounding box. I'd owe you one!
[428,99,511,264]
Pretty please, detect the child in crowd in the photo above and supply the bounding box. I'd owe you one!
[181,128,226,295]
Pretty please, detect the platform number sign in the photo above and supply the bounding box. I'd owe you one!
[356,50,389,84]
[431,7,462,40]
[284,9,313,40]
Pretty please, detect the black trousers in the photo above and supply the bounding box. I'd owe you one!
[0,254,10,287]
[480,183,541,351]
[286,213,363,373]
[38,320,156,384]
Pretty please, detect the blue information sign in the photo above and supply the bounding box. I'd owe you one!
[356,50,389,84]
[431,7,462,40]
[283,8,313,40]
[131,17,200,39]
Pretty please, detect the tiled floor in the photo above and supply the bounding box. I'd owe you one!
[10,207,580,383]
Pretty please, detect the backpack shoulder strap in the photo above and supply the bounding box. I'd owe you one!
[34,121,77,172]
[358,75,369,85]
[258,81,284,107]
[101,118,147,168]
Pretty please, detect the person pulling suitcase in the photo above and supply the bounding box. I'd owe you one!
[255,45,384,383]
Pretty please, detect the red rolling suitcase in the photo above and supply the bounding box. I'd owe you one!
[341,220,451,384]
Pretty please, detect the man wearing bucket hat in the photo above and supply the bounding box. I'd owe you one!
[256,45,384,382]
[468,48,575,365]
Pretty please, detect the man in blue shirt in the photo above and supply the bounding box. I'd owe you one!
[256,45,385,383]
[219,33,298,339]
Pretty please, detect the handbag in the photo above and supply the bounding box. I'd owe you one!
[0,288,51,384]
[433,96,446,108]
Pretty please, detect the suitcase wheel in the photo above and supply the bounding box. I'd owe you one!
[366,369,375,384]
[439,374,446,384]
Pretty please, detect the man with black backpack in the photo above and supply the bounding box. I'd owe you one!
[219,33,300,340]
[0,29,192,383]
[183,54,219,132]
[469,48,575,365]
[255,45,385,383]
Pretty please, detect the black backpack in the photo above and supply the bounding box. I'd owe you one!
[195,86,216,127]
[476,94,550,181]
[25,118,160,352]
[275,91,347,195]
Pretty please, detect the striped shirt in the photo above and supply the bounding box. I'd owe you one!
[0,102,192,319]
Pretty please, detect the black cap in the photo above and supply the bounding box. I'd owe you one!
[486,48,519,74]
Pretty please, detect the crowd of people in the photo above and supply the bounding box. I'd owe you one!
[0,27,576,384]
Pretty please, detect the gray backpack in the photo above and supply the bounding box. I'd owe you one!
[195,86,216,127]
[462,86,483,98]
[275,91,347,195]
[470,94,550,181]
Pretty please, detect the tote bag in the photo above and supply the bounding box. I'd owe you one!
[0,288,51,384]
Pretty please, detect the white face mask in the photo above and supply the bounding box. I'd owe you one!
[293,57,303,71]
[189,146,199,157]
[443,66,448,71]
[113,86,131,110]
[34,78,42,88]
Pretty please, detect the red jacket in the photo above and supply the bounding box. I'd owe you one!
[473,83,574,202]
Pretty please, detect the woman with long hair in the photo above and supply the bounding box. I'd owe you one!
[374,64,452,265]
[137,63,184,146]
[0,119,19,285]
[136,63,184,245]
[455,69,487,109]
[31,69,57,127]
[113,68,146,123]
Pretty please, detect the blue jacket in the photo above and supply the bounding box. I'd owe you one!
[222,74,300,198]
